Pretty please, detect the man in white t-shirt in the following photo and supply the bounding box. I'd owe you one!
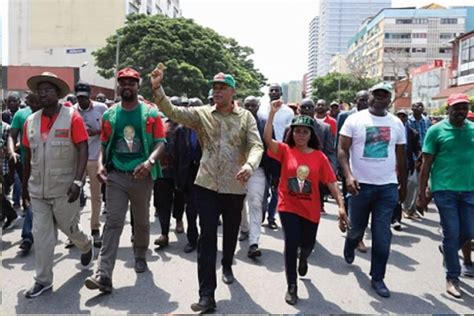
[338,82,407,298]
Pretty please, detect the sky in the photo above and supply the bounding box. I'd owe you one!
[180,0,473,84]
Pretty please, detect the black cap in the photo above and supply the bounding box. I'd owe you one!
[75,80,91,97]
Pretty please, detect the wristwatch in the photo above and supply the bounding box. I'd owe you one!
[73,180,83,187]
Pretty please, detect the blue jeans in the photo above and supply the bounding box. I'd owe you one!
[21,206,34,243]
[13,172,21,206]
[345,183,398,281]
[433,191,474,280]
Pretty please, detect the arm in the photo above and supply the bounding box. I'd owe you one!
[337,135,359,195]
[395,144,407,203]
[7,132,18,163]
[264,100,282,155]
[327,181,350,232]
[22,147,31,206]
[97,145,108,183]
[416,153,434,210]
[67,140,88,203]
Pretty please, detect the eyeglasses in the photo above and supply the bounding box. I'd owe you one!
[37,88,57,95]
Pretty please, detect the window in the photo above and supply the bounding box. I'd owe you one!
[440,33,456,40]
[128,2,139,14]
[412,33,427,39]
[439,47,452,54]
[441,18,457,24]
[396,19,412,24]
[385,33,411,40]
[412,48,426,53]
[413,18,428,24]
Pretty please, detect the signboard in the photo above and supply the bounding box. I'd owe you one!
[66,48,86,54]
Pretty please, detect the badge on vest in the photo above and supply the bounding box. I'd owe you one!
[55,129,69,138]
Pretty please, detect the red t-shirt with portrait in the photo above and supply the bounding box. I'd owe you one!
[267,143,336,223]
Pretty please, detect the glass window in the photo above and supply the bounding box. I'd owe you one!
[396,19,412,24]
[441,18,457,24]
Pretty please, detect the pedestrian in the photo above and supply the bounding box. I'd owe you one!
[74,80,108,248]
[1,120,18,230]
[408,101,431,148]
[315,99,337,136]
[84,67,166,293]
[338,82,407,298]
[2,92,21,124]
[329,101,341,120]
[151,66,264,313]
[8,92,42,253]
[264,100,347,305]
[417,93,474,298]
[22,72,93,298]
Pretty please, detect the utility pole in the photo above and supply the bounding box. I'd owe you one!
[113,36,121,100]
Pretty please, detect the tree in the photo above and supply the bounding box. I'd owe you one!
[311,73,377,104]
[93,14,266,100]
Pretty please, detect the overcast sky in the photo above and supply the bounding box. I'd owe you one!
[180,0,472,84]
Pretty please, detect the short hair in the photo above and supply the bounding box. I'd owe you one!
[284,124,321,150]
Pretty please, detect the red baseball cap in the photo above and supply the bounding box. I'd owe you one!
[447,93,469,106]
[117,67,141,81]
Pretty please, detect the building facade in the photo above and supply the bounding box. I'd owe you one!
[316,0,391,77]
[4,0,181,91]
[411,60,449,111]
[347,5,474,82]
[307,16,319,96]
[329,53,349,73]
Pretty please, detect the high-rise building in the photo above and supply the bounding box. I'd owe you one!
[346,5,474,82]
[316,0,391,77]
[3,0,181,91]
[307,16,319,96]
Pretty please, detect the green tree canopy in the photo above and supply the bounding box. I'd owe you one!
[93,14,266,100]
[311,73,378,105]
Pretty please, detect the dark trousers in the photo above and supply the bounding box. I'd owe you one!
[183,172,199,246]
[154,178,176,236]
[2,194,17,221]
[194,185,245,298]
[280,212,319,286]
[391,203,402,224]
[173,189,185,222]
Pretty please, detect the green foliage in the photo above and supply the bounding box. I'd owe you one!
[93,14,266,100]
[311,73,378,104]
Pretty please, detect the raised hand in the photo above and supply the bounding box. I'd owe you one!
[150,63,166,90]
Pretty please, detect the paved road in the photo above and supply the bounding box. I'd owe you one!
[1,196,473,314]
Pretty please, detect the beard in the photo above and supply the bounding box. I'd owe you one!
[121,89,136,102]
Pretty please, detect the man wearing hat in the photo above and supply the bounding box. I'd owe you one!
[151,66,263,313]
[417,93,474,298]
[84,67,166,293]
[22,72,93,298]
[74,80,108,248]
[338,82,407,298]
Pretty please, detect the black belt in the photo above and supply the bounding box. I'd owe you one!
[110,166,134,175]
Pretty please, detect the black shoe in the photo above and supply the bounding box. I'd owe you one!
[222,266,234,284]
[343,241,355,264]
[371,279,390,298]
[80,245,94,267]
[268,220,278,230]
[190,296,216,313]
[25,282,52,298]
[247,244,262,259]
[298,252,309,277]
[285,284,298,305]
[92,230,102,248]
[135,258,148,273]
[2,215,18,230]
[154,235,169,248]
[84,275,113,293]
[64,238,75,249]
[238,230,249,241]
[19,239,33,252]
[184,243,196,253]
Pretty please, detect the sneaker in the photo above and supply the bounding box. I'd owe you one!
[391,221,402,231]
[238,230,249,241]
[92,230,102,248]
[84,275,113,293]
[80,244,94,267]
[285,284,298,305]
[446,279,461,298]
[175,220,184,234]
[134,258,148,273]
[462,263,474,277]
[247,244,262,259]
[19,239,33,252]
[371,279,390,298]
[190,296,216,313]
[268,220,278,230]
[2,215,18,230]
[25,282,52,298]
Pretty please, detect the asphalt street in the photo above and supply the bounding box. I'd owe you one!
[1,194,473,314]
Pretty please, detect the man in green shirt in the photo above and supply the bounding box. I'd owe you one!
[151,65,264,313]
[418,93,474,299]
[8,92,41,253]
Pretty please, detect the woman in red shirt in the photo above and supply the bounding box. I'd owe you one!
[264,99,348,305]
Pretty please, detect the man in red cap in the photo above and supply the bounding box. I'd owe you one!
[84,67,166,293]
[418,93,474,298]
[151,66,263,313]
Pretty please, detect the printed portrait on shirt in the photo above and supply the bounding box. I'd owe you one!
[363,126,390,159]
[116,125,142,153]
[288,165,312,194]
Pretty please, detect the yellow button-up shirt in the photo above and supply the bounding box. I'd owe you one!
[154,87,263,194]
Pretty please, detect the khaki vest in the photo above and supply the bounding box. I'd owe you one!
[26,105,78,198]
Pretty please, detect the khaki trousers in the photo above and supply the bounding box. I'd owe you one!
[31,196,91,286]
[85,160,102,230]
[96,170,153,279]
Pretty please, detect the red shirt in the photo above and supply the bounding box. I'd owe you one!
[268,143,336,223]
[324,115,337,136]
[22,109,88,147]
